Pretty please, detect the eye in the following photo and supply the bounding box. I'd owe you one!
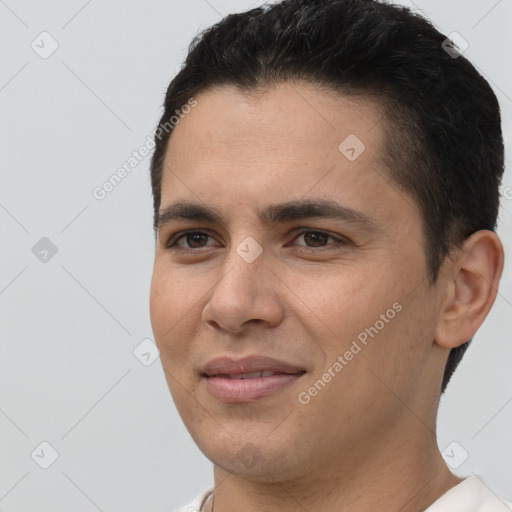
[166,230,218,250]
[290,229,349,250]
[165,229,349,252]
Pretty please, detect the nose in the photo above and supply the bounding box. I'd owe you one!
[201,246,284,334]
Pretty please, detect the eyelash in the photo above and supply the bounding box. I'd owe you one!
[165,229,349,252]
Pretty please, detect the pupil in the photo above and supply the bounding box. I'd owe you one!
[305,232,326,247]
[188,233,207,247]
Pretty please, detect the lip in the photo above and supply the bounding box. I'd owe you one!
[201,355,307,403]
[201,355,306,377]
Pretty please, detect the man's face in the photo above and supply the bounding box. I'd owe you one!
[150,82,446,480]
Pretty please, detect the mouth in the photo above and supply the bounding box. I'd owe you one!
[206,370,304,379]
[201,354,306,377]
[201,355,307,403]
[202,372,306,403]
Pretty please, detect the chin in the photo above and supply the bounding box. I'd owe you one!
[195,430,307,481]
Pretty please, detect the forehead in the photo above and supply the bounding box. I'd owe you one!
[159,82,420,234]
[165,82,385,166]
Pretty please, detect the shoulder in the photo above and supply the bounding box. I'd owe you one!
[424,475,512,512]
[172,487,214,512]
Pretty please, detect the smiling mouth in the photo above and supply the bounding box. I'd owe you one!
[211,370,304,379]
[203,371,306,402]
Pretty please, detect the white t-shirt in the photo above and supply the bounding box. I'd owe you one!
[174,475,512,512]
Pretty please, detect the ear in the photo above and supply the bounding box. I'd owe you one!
[434,230,504,349]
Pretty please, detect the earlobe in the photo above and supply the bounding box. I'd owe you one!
[434,230,504,349]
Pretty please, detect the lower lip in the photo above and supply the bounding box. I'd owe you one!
[204,373,305,403]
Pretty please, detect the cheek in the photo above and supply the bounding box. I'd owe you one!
[149,265,188,357]
[298,263,422,381]
[149,264,212,378]
[150,269,202,417]
[149,271,170,344]
[150,260,194,323]
[294,263,395,345]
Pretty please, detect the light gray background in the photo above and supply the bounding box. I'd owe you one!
[1,1,511,511]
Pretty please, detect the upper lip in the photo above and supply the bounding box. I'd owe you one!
[201,355,306,377]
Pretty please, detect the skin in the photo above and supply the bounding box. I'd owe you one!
[149,81,504,512]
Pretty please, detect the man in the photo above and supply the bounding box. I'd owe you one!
[148,0,510,510]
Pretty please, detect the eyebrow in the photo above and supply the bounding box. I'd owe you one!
[156,199,383,235]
